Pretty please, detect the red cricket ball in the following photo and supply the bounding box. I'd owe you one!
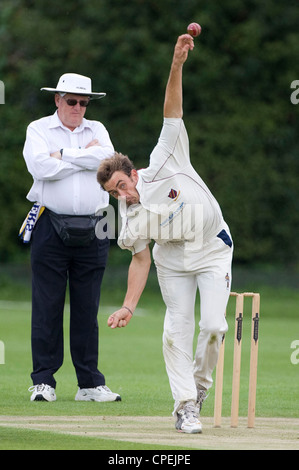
[187,22,202,37]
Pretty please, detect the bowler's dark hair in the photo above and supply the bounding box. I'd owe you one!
[97,152,135,189]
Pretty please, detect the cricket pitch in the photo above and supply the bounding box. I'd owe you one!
[0,415,298,450]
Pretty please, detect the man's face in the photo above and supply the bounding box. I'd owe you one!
[104,170,140,206]
[55,93,90,131]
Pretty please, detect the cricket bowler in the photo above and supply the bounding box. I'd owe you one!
[97,34,233,433]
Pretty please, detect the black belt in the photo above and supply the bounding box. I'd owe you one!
[45,208,98,219]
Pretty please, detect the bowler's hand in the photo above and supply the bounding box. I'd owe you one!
[173,34,194,66]
[108,307,133,329]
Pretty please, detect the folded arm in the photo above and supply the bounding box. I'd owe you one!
[24,121,114,180]
[58,125,114,170]
[23,125,82,181]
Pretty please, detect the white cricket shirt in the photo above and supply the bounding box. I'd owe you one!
[23,111,114,215]
[118,118,226,256]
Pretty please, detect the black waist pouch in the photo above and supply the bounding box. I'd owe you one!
[47,210,98,247]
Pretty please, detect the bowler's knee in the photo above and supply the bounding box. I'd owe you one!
[200,325,227,346]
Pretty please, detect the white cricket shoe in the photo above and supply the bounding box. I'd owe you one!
[29,384,56,402]
[75,385,121,402]
[175,400,202,434]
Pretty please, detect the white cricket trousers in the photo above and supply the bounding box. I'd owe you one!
[153,231,233,414]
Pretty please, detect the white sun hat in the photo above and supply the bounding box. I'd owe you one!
[41,73,106,99]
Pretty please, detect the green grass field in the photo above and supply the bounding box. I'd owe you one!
[0,264,298,450]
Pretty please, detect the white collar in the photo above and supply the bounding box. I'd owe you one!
[49,111,92,133]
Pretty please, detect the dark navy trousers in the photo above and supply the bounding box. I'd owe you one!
[30,211,109,389]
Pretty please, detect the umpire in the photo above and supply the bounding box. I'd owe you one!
[23,73,121,403]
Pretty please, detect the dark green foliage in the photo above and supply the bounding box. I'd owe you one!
[0,0,298,263]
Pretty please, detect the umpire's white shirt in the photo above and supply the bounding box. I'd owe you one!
[23,111,114,215]
[118,118,229,269]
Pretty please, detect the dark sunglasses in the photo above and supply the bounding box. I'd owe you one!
[62,96,90,107]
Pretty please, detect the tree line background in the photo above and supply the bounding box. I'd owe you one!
[0,0,299,266]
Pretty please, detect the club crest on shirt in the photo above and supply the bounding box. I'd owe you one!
[168,189,180,201]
